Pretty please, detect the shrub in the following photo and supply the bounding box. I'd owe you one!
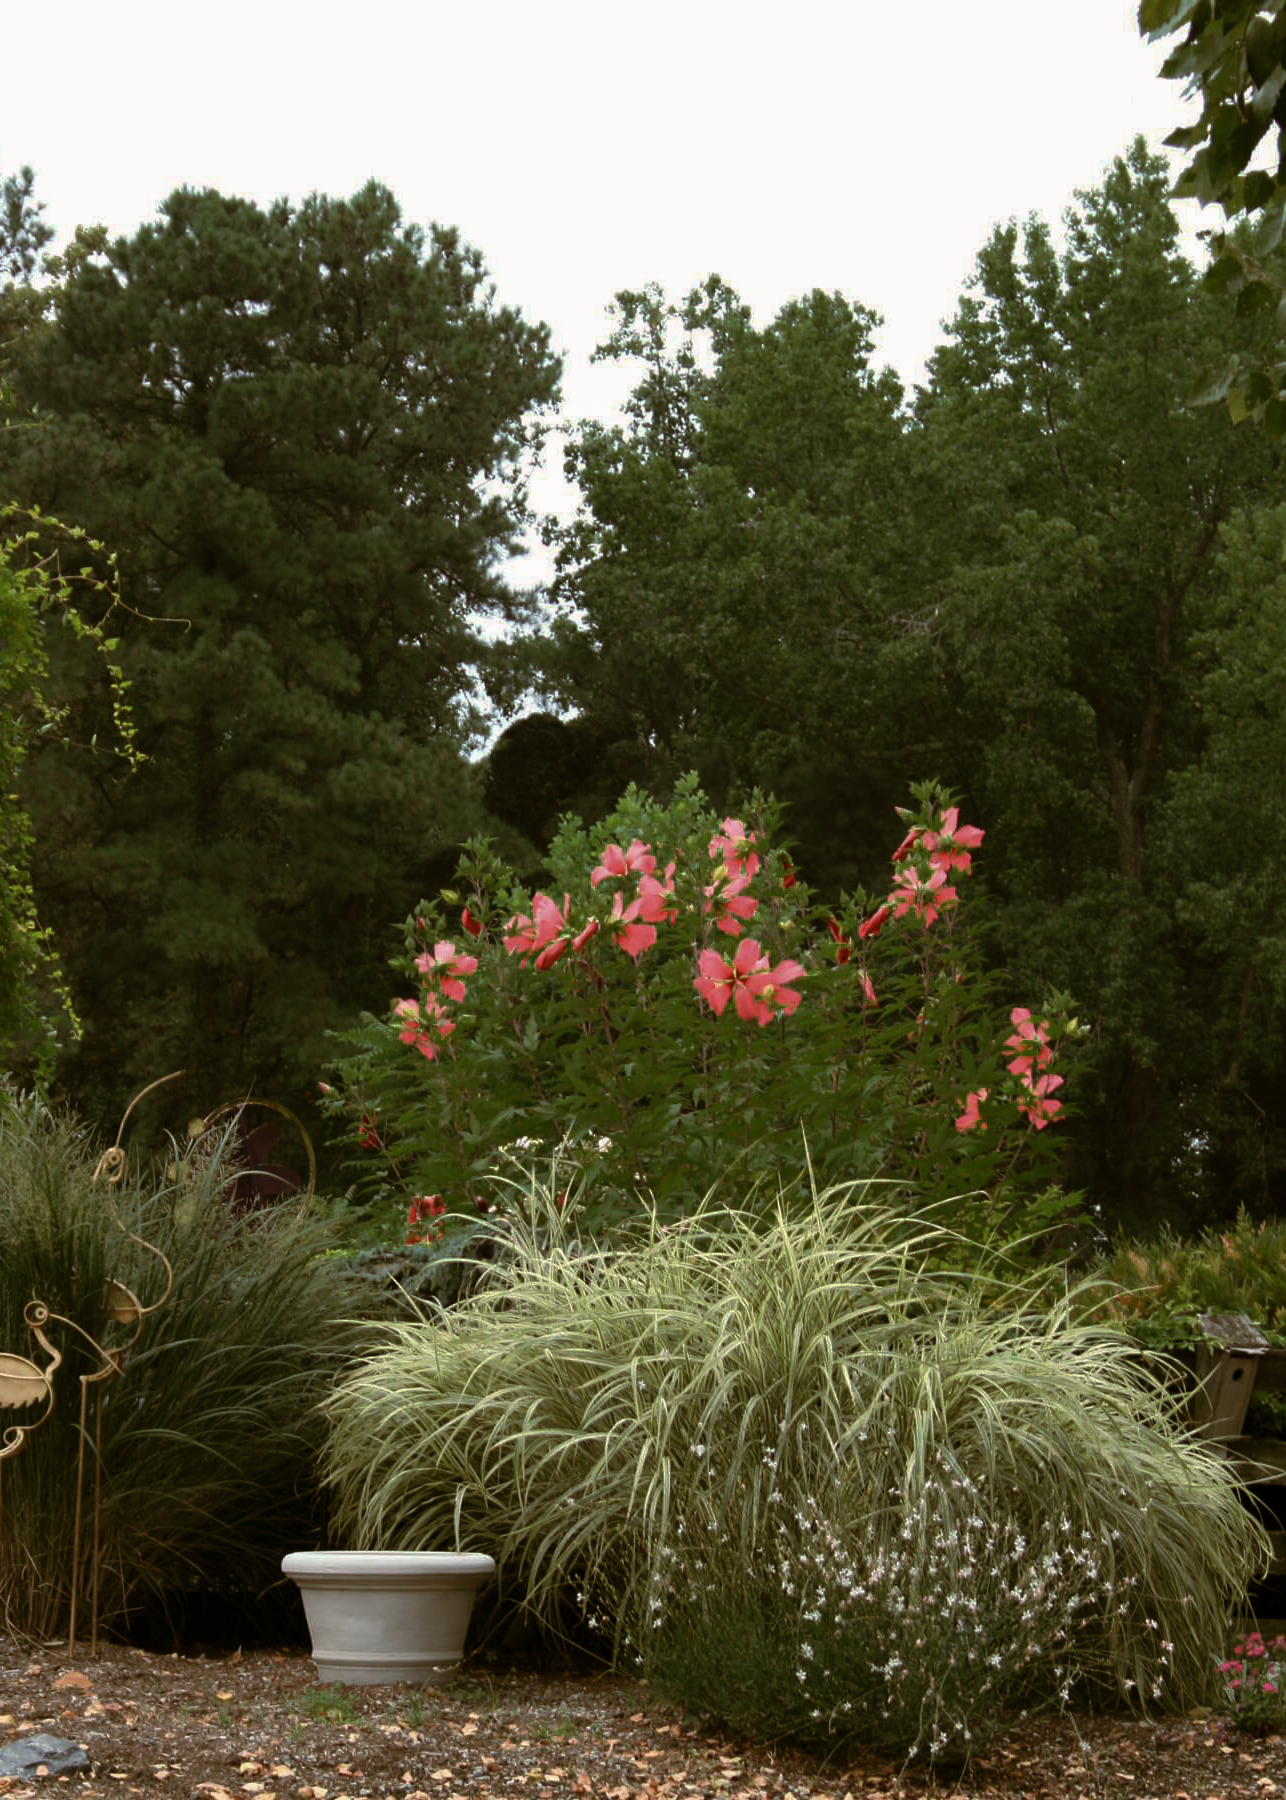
[321,1177,1263,1760]
[323,776,1084,1256]
[0,1089,358,1641]
[1088,1211,1286,1350]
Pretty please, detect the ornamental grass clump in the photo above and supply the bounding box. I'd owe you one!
[0,1090,358,1641]
[322,1178,1264,1761]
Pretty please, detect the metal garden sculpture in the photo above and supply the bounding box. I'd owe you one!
[0,1073,177,1652]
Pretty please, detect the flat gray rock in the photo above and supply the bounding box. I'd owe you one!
[0,1732,92,1777]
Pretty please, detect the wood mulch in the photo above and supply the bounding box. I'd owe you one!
[1,1635,1282,1800]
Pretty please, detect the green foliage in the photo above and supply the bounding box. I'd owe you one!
[1087,1209,1286,1348]
[534,144,1286,1232]
[543,278,916,894]
[0,178,558,1134]
[0,166,52,284]
[321,1179,1262,1760]
[0,499,141,1083]
[323,775,1082,1253]
[917,140,1282,1229]
[1219,1630,1286,1732]
[0,1090,358,1641]
[1140,0,1286,423]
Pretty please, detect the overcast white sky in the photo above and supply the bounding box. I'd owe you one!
[10,0,1200,562]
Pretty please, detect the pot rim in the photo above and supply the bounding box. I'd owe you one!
[283,1550,495,1579]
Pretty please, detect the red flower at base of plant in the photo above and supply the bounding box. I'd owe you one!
[405,1193,446,1244]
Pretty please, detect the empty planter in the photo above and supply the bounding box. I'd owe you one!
[282,1550,495,1685]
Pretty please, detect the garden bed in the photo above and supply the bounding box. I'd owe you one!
[0,1634,1283,1800]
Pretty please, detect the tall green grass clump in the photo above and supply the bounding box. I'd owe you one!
[323,1177,1264,1762]
[0,1091,357,1641]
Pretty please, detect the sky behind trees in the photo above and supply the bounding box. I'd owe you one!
[13,1,1197,556]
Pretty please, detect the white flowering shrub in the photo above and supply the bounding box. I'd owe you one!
[646,1473,1184,1760]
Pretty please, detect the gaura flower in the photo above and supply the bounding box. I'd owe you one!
[590,838,656,887]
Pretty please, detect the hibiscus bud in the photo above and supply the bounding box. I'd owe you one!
[857,904,892,942]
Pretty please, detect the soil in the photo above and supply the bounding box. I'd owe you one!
[3,1635,1286,1800]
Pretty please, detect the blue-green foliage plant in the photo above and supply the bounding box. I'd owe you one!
[321,1178,1263,1760]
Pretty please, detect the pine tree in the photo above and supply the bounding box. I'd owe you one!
[2,180,558,1130]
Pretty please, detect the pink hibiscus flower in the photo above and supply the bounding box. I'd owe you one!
[922,806,985,873]
[590,838,656,887]
[503,892,571,967]
[955,1088,989,1133]
[890,864,957,927]
[413,939,478,1002]
[709,818,760,880]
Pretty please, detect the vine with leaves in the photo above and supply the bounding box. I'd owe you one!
[0,490,143,1080]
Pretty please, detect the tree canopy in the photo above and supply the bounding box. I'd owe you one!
[543,141,1286,1230]
[1141,0,1286,425]
[1,179,558,1130]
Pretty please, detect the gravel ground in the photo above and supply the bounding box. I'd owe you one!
[2,1636,1285,1800]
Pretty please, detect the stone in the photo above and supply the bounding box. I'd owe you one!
[0,1732,92,1777]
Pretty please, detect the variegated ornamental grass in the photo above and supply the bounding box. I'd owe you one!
[322,1178,1265,1759]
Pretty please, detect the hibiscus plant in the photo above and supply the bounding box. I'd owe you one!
[322,774,1082,1249]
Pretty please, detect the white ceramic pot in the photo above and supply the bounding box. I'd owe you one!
[282,1550,495,1685]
